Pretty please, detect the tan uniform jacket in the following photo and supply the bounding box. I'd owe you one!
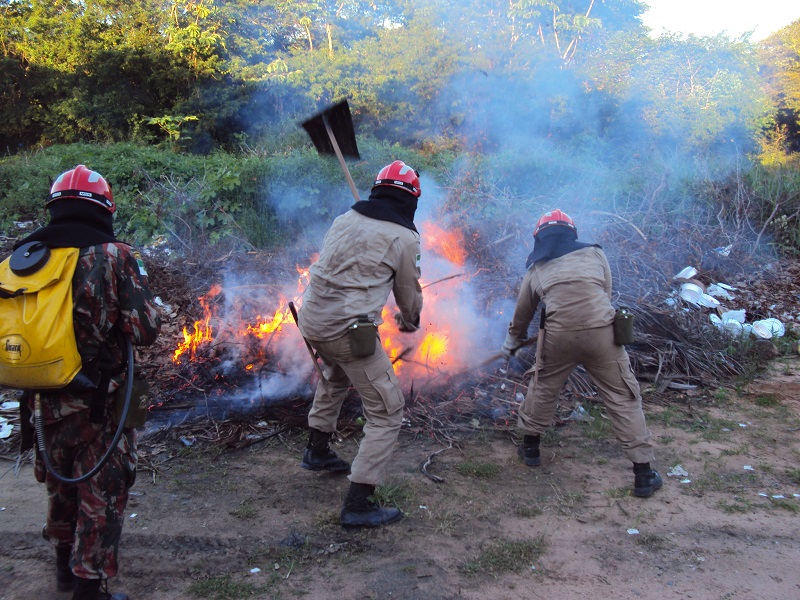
[508,246,615,341]
[298,210,422,341]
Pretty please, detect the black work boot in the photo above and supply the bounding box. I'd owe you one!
[340,482,404,528]
[633,463,663,498]
[300,428,350,472]
[56,544,75,592]
[72,577,129,600]
[517,434,541,466]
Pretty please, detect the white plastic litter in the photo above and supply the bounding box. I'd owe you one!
[697,293,721,308]
[674,266,698,280]
[667,465,689,477]
[627,528,640,535]
[722,320,744,336]
[706,284,735,300]
[720,309,746,323]
[751,318,784,339]
[679,283,704,304]
[567,405,594,422]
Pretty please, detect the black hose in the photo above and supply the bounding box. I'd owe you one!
[34,337,134,485]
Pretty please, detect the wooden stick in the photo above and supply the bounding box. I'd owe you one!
[419,443,452,483]
[421,273,465,289]
[288,302,330,392]
[322,114,360,203]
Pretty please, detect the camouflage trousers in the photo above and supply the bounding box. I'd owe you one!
[35,407,137,580]
[307,333,405,486]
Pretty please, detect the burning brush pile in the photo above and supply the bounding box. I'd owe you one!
[141,219,501,438]
[136,213,800,447]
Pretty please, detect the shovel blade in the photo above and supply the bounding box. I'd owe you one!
[300,99,360,159]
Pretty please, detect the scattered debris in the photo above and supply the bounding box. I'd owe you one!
[667,465,689,477]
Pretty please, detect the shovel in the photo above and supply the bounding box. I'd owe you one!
[300,99,361,203]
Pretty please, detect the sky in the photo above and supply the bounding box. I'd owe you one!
[640,0,800,41]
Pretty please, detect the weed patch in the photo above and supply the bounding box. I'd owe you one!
[456,461,501,478]
[230,499,257,520]
[460,537,547,575]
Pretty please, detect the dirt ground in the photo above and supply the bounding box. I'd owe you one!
[2,351,800,600]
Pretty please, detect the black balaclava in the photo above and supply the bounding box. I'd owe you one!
[351,185,418,233]
[525,225,599,269]
[14,199,119,250]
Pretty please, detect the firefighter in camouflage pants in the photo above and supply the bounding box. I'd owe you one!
[16,166,161,600]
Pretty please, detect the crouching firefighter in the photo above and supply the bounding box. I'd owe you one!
[296,160,423,528]
[1,166,162,599]
[500,209,661,498]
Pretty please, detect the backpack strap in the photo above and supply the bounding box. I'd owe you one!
[0,287,26,299]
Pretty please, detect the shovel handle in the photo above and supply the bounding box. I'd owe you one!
[322,114,361,203]
[288,302,330,390]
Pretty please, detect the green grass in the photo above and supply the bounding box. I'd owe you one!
[785,468,800,485]
[770,498,798,513]
[753,394,780,407]
[578,405,614,440]
[717,499,754,513]
[372,480,415,508]
[431,509,463,534]
[606,486,631,499]
[720,444,749,456]
[514,505,543,518]
[456,461,501,478]
[634,533,669,550]
[460,537,547,575]
[711,388,731,403]
[690,469,758,495]
[229,499,257,519]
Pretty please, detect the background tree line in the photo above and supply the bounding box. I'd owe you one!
[2,0,796,152]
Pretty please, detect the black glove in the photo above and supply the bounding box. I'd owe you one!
[394,312,419,333]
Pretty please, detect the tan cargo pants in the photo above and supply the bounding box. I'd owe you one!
[307,333,405,485]
[517,324,655,464]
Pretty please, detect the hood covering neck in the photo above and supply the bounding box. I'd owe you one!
[14,200,119,250]
[525,226,599,269]
[351,186,418,233]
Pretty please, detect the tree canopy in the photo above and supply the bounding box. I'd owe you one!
[2,0,793,159]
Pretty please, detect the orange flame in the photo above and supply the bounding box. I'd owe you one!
[172,221,475,385]
[241,299,292,339]
[172,284,223,363]
[422,222,467,266]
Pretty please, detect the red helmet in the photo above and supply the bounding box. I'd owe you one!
[534,209,576,237]
[47,165,115,213]
[373,160,421,197]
